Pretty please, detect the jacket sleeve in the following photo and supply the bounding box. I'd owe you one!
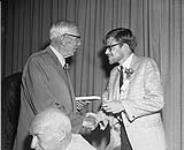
[121,58,164,122]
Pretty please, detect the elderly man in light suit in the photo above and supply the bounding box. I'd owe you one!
[84,28,167,150]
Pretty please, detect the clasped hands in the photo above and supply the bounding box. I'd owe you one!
[82,100,124,130]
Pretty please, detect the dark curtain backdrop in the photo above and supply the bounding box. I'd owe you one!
[2,0,184,149]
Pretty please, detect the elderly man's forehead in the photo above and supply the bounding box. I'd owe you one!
[64,26,80,35]
[67,30,80,36]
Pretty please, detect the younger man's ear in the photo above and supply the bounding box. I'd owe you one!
[122,43,129,48]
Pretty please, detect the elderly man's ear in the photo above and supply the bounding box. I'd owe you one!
[58,130,66,142]
[58,36,66,45]
[58,35,68,44]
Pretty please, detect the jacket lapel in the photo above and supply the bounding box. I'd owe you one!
[109,67,120,100]
[108,54,141,101]
[46,47,68,83]
[130,54,141,70]
[128,54,141,82]
[46,47,76,113]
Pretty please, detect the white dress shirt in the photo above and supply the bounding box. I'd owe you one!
[50,45,65,67]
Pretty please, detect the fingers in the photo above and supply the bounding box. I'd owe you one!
[76,101,90,107]
[76,102,84,111]
[82,115,98,130]
[102,105,111,112]
[78,100,91,106]
[86,112,97,118]
[76,100,91,111]
[101,103,119,113]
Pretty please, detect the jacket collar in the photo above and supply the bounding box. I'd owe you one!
[129,53,141,71]
[45,46,63,67]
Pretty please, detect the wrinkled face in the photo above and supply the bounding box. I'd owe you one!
[30,123,61,150]
[61,28,81,58]
[105,37,126,64]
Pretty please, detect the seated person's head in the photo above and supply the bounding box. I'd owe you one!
[29,108,72,150]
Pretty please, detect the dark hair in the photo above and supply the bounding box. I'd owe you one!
[104,28,137,52]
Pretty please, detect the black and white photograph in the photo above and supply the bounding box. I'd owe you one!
[1,0,184,150]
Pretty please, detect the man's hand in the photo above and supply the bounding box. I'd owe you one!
[82,113,98,130]
[102,101,124,114]
[76,100,91,111]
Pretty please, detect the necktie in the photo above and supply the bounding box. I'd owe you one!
[118,66,133,150]
[119,66,124,88]
[63,63,76,113]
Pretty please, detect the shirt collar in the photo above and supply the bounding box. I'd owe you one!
[119,53,134,68]
[50,45,66,67]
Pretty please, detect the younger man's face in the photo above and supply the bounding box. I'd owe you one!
[105,37,126,64]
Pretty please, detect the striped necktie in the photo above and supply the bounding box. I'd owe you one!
[119,66,124,88]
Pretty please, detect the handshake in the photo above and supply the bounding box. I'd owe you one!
[82,112,109,131]
[82,113,99,130]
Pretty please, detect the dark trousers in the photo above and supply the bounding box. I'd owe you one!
[120,121,133,150]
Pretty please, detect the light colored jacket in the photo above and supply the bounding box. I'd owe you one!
[103,54,167,150]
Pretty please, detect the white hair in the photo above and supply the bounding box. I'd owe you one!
[31,107,72,134]
[49,21,78,40]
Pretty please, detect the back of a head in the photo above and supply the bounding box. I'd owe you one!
[30,107,71,134]
[49,21,78,41]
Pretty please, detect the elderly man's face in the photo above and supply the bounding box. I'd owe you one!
[30,123,61,150]
[61,28,81,58]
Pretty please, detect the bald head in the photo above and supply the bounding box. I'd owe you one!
[30,108,72,150]
[30,107,71,134]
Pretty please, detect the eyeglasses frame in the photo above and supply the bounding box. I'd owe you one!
[63,33,81,39]
[62,33,81,45]
[105,43,121,52]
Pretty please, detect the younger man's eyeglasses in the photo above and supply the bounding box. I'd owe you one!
[105,43,120,51]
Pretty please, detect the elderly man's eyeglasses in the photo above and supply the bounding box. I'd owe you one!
[63,33,81,39]
[105,43,120,51]
[63,33,81,45]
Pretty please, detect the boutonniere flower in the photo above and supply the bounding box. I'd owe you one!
[125,68,134,79]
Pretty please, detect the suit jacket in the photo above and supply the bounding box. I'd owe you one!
[103,54,167,150]
[15,46,84,150]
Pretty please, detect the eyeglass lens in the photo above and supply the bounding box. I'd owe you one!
[105,44,120,51]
